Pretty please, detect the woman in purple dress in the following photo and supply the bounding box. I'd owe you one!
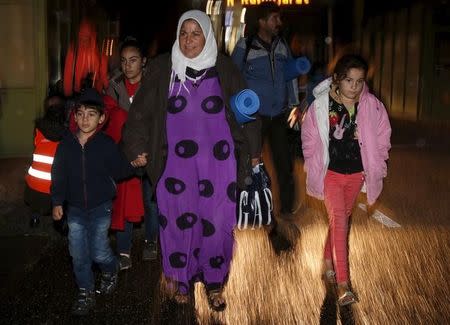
[121,10,261,311]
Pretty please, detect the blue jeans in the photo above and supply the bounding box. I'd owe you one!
[116,177,159,254]
[67,201,117,290]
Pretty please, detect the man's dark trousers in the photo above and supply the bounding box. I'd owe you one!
[261,113,295,214]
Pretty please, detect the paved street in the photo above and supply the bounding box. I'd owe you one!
[1,138,449,324]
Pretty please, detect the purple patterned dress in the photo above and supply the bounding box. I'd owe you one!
[156,67,237,294]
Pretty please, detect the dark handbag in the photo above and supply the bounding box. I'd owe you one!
[237,163,274,229]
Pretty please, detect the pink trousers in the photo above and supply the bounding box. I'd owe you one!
[323,170,364,283]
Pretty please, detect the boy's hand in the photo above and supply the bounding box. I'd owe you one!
[131,153,148,167]
[52,205,63,220]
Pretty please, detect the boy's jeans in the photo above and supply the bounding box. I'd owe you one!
[116,176,159,254]
[67,201,117,291]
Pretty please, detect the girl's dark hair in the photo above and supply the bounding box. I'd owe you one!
[120,36,144,57]
[333,54,368,82]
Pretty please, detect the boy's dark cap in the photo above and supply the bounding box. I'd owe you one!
[78,88,104,108]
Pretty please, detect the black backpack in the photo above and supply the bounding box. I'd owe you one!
[243,35,256,63]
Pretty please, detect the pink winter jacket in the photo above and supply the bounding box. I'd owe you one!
[301,78,391,205]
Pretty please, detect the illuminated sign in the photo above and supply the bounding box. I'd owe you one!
[227,0,309,6]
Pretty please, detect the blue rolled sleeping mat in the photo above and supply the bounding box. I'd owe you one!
[284,56,311,81]
[230,89,260,125]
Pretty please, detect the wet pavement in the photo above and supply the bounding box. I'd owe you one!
[1,232,184,324]
[1,129,450,324]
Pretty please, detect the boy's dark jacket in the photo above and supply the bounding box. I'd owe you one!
[51,131,134,210]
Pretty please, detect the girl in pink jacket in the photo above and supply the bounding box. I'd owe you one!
[301,54,391,306]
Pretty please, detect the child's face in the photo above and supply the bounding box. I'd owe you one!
[74,105,105,136]
[336,68,366,101]
[120,46,145,82]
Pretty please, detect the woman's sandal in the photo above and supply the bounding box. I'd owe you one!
[174,292,189,304]
[207,289,227,312]
[338,290,357,307]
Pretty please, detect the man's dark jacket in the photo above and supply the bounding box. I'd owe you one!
[121,53,262,190]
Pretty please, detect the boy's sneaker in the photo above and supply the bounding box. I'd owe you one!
[97,271,118,294]
[142,240,158,261]
[119,254,132,271]
[71,288,95,316]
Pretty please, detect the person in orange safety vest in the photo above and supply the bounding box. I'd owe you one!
[24,94,67,227]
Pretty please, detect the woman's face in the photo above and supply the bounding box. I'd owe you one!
[121,46,145,83]
[336,68,366,101]
[179,19,206,59]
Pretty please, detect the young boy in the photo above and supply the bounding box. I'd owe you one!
[51,88,147,316]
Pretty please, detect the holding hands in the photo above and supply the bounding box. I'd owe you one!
[131,153,148,168]
[52,205,64,221]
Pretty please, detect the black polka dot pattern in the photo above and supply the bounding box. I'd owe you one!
[175,140,199,158]
[227,182,237,203]
[209,256,225,269]
[193,248,200,260]
[201,96,223,114]
[169,252,187,268]
[176,212,198,230]
[158,72,237,293]
[213,140,230,161]
[165,177,186,195]
[199,179,214,197]
[201,218,216,237]
[159,214,168,230]
[167,96,187,114]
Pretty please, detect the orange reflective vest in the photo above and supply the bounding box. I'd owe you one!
[25,129,59,194]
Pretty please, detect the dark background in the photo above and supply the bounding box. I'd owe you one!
[95,0,430,56]
[98,0,189,54]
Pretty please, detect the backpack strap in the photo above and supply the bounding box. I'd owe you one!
[243,34,255,63]
[244,35,289,63]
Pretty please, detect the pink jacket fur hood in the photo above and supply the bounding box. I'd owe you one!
[301,78,391,205]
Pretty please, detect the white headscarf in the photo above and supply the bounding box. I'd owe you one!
[171,10,217,86]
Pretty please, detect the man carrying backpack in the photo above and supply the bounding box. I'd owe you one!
[231,2,300,216]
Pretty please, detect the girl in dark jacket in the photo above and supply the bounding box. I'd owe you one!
[107,37,159,269]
